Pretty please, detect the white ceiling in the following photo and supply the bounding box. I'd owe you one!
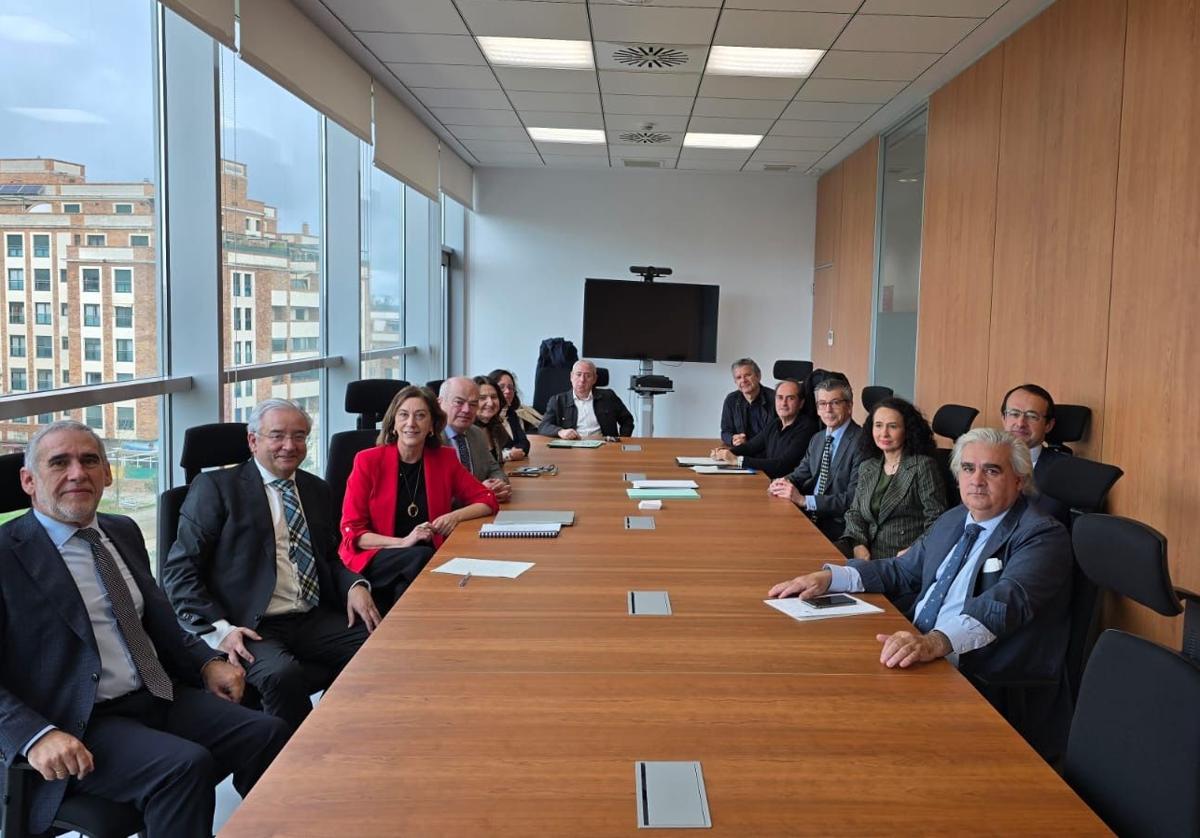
[298,0,1054,175]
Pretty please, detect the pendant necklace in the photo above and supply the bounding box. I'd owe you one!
[401,458,424,518]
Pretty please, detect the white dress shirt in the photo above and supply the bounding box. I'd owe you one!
[573,392,602,437]
[804,419,852,511]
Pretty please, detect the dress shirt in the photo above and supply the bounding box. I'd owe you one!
[1029,444,1043,467]
[804,420,852,511]
[573,393,602,437]
[825,507,1007,659]
[444,425,469,466]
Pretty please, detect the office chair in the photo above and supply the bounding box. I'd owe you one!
[595,367,609,388]
[1045,404,1092,453]
[860,385,893,413]
[0,453,146,838]
[930,403,979,495]
[425,378,444,395]
[326,379,406,518]
[347,378,407,431]
[772,359,813,382]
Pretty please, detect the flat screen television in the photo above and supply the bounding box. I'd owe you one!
[582,278,719,363]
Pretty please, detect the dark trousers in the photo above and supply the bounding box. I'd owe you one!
[73,686,289,838]
[244,607,369,730]
[362,545,435,613]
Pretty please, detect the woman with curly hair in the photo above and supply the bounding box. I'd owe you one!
[836,397,946,560]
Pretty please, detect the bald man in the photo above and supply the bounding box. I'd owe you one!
[537,360,634,439]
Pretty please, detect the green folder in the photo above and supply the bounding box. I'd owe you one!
[627,488,701,500]
[547,439,605,448]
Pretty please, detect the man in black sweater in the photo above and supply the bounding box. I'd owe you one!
[710,379,817,478]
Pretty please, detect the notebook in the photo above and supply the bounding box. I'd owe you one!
[494,510,575,526]
[675,456,724,467]
[627,488,700,500]
[547,439,604,448]
[630,479,699,489]
[479,523,562,539]
[692,465,757,475]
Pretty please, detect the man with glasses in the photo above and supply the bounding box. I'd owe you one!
[163,399,379,731]
[1000,384,1067,523]
[439,377,512,503]
[768,378,865,541]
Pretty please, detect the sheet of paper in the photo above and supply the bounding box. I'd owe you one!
[432,557,535,578]
[631,479,699,489]
[627,488,700,500]
[762,596,884,622]
[675,456,723,466]
[692,465,757,474]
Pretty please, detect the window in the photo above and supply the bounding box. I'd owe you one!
[362,163,405,362]
[8,268,24,290]
[11,370,26,390]
[85,406,102,430]
[113,268,132,293]
[115,339,133,363]
[291,337,318,351]
[33,268,51,291]
[5,234,22,257]
[34,303,51,325]
[271,338,286,352]
[114,203,133,214]
[130,234,150,247]
[63,203,81,214]
[117,406,135,430]
[243,274,252,295]
[244,341,253,364]
[84,338,101,361]
[60,303,68,317]
[32,235,49,258]
[116,372,133,381]
[36,369,52,390]
[292,307,307,321]
[233,308,242,330]
[114,306,133,328]
[35,336,52,358]
[234,342,242,365]
[244,308,252,329]
[37,413,53,425]
[291,278,309,290]
[232,273,241,296]
[60,335,68,350]
[83,304,100,327]
[86,372,102,385]
[81,268,100,292]
[61,370,69,384]
[272,306,287,320]
[59,268,66,283]
[8,302,23,324]
[86,234,106,247]
[10,336,26,357]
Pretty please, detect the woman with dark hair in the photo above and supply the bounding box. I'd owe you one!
[339,385,498,611]
[473,375,508,465]
[487,368,530,461]
[836,397,946,560]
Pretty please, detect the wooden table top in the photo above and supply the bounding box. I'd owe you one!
[220,437,1106,836]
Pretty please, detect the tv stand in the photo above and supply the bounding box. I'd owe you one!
[631,360,673,437]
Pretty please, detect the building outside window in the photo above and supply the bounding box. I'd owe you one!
[61,335,68,350]
[84,338,101,361]
[35,336,52,358]
[114,306,133,327]
[115,338,133,363]
[32,235,49,257]
[130,234,149,247]
[113,268,132,293]
[85,405,102,429]
[86,234,105,246]
[84,304,100,327]
[8,303,23,324]
[36,369,52,389]
[34,268,51,291]
[63,203,80,214]
[35,303,51,325]
[5,234,21,257]
[86,372,102,385]
[114,203,133,214]
[11,370,26,390]
[117,406,135,429]
[82,268,100,292]
[59,303,68,317]
[10,336,26,357]
[8,268,24,290]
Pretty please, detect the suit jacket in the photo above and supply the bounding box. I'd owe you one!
[446,425,507,483]
[163,461,363,635]
[838,454,946,558]
[0,512,216,834]
[786,420,866,538]
[339,444,499,573]
[1031,445,1070,524]
[538,388,634,438]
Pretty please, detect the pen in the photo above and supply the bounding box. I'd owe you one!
[458,572,471,588]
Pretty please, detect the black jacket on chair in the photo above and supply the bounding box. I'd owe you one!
[538,389,634,438]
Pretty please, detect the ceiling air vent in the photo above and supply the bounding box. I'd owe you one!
[763,164,796,172]
[619,131,672,144]
[623,159,663,168]
[612,45,689,69]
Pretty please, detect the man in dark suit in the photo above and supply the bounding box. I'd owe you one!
[769,427,1073,760]
[538,359,634,439]
[1001,383,1068,523]
[163,399,380,731]
[768,377,865,540]
[0,421,288,837]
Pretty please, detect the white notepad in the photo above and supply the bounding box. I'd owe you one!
[675,456,724,466]
[493,510,575,526]
[432,557,535,578]
[630,479,699,489]
[692,465,756,474]
[762,596,884,622]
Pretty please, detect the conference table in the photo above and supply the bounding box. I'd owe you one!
[221,437,1107,836]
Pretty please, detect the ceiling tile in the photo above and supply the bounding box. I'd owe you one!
[447,125,530,141]
[606,138,681,158]
[714,11,850,49]
[677,157,747,171]
[726,0,861,9]
[604,113,689,132]
[476,154,544,167]
[834,14,979,52]
[329,0,468,35]
[410,88,512,110]
[541,155,611,168]
[456,0,589,39]
[534,142,609,157]
[495,68,597,94]
[603,94,695,116]
[360,33,485,64]
[813,50,940,80]
[599,71,701,97]
[432,107,521,126]
[759,135,838,151]
[387,63,501,90]
[686,116,775,133]
[593,0,720,8]
[678,147,755,160]
[781,100,879,121]
[860,0,1006,15]
[748,149,823,164]
[697,75,803,100]
[590,6,719,44]
[517,111,604,129]
[693,97,787,119]
[594,42,708,74]
[462,139,538,156]
[772,119,858,138]
[509,91,601,113]
[795,78,907,103]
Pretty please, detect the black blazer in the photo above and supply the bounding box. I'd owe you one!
[786,421,866,538]
[538,388,635,437]
[162,460,363,635]
[0,512,216,834]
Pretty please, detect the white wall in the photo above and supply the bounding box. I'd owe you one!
[465,167,816,439]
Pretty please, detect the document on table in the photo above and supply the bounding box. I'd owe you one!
[432,557,535,579]
[627,488,700,500]
[548,439,605,448]
[630,479,699,489]
[692,465,757,474]
[675,456,724,466]
[763,596,883,621]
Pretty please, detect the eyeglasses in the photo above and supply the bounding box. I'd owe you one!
[815,399,848,409]
[263,431,308,444]
[1002,409,1046,423]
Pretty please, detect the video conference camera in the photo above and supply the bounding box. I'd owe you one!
[630,265,673,282]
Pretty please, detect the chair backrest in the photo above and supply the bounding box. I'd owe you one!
[773,359,813,382]
[325,429,380,521]
[1037,456,1124,515]
[179,422,250,482]
[1046,403,1092,450]
[0,452,31,514]
[532,366,571,413]
[861,385,893,413]
[1065,629,1200,838]
[931,403,978,441]
[346,378,407,431]
[595,367,609,388]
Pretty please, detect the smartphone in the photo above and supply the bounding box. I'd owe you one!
[805,594,857,608]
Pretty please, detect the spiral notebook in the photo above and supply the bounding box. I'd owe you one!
[479,522,562,538]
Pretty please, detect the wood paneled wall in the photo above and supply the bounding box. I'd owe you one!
[813,0,1199,643]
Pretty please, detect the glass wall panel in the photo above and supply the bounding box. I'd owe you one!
[360,155,405,380]
[224,371,322,474]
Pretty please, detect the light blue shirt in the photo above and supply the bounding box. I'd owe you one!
[804,420,851,511]
[825,507,1008,659]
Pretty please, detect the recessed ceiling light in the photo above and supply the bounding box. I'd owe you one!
[683,132,762,150]
[707,46,824,78]
[528,127,606,144]
[477,37,593,70]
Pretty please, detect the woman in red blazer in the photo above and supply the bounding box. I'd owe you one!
[340,385,498,610]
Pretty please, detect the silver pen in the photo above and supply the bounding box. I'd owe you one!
[458,571,472,588]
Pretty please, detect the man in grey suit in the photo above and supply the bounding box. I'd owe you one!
[769,428,1073,760]
[768,377,865,541]
[439,376,512,503]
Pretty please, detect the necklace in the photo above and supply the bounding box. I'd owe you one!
[400,457,424,518]
[883,457,902,476]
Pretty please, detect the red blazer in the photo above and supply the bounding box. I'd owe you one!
[339,443,499,573]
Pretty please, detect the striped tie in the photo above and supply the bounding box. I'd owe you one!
[76,528,174,701]
[453,433,473,472]
[814,433,834,495]
[270,479,321,607]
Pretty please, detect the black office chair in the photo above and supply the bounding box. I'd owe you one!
[930,403,979,494]
[346,378,407,431]
[425,378,444,395]
[861,385,893,413]
[0,454,146,838]
[595,367,609,388]
[1046,404,1092,453]
[532,366,571,414]
[772,359,813,382]
[326,379,406,519]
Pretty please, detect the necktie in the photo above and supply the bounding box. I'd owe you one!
[814,433,835,495]
[453,433,473,472]
[912,523,985,634]
[269,479,321,607]
[75,528,174,701]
